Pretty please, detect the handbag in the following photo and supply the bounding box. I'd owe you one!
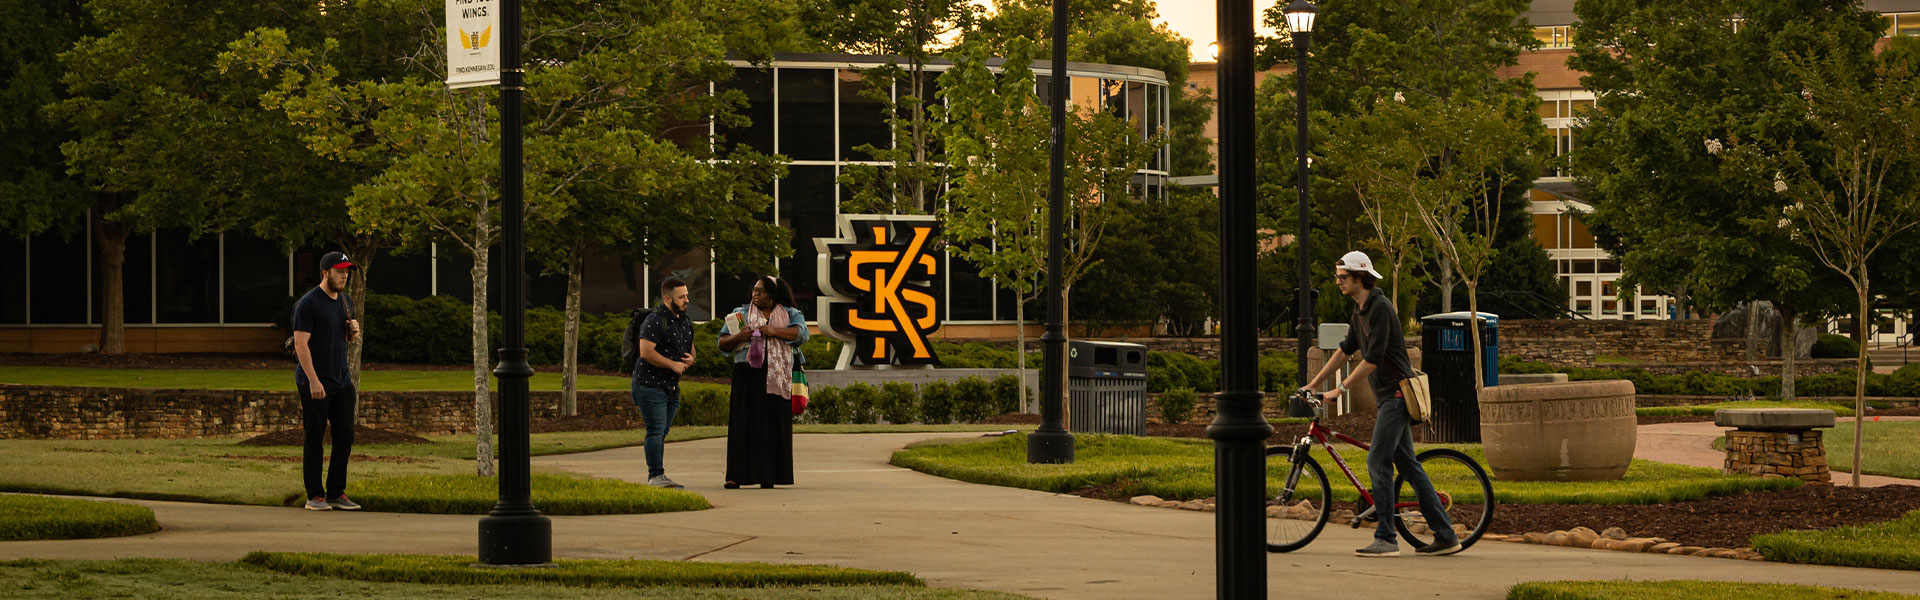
[790,367,810,416]
[1399,369,1432,424]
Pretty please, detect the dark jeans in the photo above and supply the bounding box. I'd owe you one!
[1368,390,1456,544]
[299,384,356,499]
[633,383,680,478]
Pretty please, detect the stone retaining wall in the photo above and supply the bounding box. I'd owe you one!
[0,384,639,440]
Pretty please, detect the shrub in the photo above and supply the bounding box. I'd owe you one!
[1257,351,1297,392]
[951,376,996,423]
[674,387,729,426]
[808,386,845,424]
[1156,388,1198,425]
[919,380,955,424]
[0,495,159,541]
[336,473,709,515]
[879,382,920,424]
[991,374,1022,415]
[840,383,881,425]
[800,335,842,371]
[365,294,471,365]
[1812,333,1861,359]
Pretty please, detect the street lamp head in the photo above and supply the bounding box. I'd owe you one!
[1284,0,1319,36]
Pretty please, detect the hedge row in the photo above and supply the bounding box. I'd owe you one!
[806,375,1027,425]
[1501,357,1920,398]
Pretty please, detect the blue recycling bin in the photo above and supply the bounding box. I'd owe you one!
[1419,312,1499,443]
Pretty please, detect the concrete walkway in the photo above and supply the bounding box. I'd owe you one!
[1636,417,1920,487]
[6,432,1920,598]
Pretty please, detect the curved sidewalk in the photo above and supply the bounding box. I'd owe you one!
[1636,417,1920,487]
[2,432,1918,599]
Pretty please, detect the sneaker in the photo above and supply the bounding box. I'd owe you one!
[1416,539,1464,556]
[304,496,332,511]
[647,475,684,489]
[326,495,362,510]
[1354,539,1400,557]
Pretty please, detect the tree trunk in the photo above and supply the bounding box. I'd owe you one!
[1745,301,1761,363]
[1851,304,1868,345]
[471,243,495,477]
[562,253,583,417]
[1780,304,1798,402]
[92,195,130,355]
[343,241,377,391]
[1016,297,1029,413]
[1439,256,1455,313]
[1853,277,1870,487]
[1466,281,1484,393]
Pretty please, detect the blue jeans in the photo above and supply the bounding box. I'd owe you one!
[1368,390,1457,544]
[633,383,680,478]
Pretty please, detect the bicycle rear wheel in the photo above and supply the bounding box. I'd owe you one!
[1392,448,1494,551]
[1265,445,1330,553]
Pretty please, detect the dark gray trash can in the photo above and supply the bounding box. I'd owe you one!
[1067,340,1149,435]
[1419,311,1499,443]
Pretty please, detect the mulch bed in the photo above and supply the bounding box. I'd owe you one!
[236,425,432,446]
[1485,484,1920,549]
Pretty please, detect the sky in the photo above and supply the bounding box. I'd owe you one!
[1156,2,1285,62]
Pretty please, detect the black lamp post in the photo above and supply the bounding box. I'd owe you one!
[1286,0,1319,416]
[1027,0,1075,465]
[1205,0,1289,596]
[479,0,552,565]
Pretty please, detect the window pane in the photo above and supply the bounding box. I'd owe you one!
[28,232,88,324]
[651,249,714,322]
[224,234,287,324]
[780,165,838,307]
[369,249,432,300]
[1900,15,1920,37]
[1,236,24,324]
[1127,80,1147,132]
[155,229,220,323]
[111,232,153,325]
[839,69,890,160]
[947,251,994,321]
[778,68,835,161]
[579,249,646,316]
[896,71,942,158]
[1071,76,1101,111]
[1036,75,1054,113]
[718,68,774,154]
[1104,79,1125,119]
[1146,84,1163,171]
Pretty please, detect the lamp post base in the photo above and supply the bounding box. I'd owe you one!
[478,513,552,565]
[1027,429,1076,464]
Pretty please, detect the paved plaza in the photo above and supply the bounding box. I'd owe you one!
[5,431,1920,598]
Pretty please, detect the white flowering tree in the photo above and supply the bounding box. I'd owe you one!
[1736,44,1920,486]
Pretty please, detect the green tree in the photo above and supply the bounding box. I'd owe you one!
[45,0,325,354]
[0,1,90,245]
[1570,0,1876,398]
[1732,36,1920,485]
[823,0,979,214]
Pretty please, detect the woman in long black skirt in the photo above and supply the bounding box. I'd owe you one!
[717,275,808,489]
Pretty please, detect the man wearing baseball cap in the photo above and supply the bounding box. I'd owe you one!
[292,251,363,511]
[1302,250,1460,557]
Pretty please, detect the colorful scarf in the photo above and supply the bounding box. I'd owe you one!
[749,303,795,400]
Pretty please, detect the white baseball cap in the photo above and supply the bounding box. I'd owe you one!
[1336,250,1383,279]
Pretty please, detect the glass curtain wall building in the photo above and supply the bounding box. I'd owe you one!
[0,53,1170,351]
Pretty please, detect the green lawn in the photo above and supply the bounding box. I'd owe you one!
[1636,400,1856,417]
[0,557,1033,599]
[309,473,711,515]
[1825,421,1920,480]
[1753,509,1920,571]
[891,434,1799,505]
[0,366,731,393]
[1508,580,1920,600]
[0,425,1014,507]
[0,495,159,541]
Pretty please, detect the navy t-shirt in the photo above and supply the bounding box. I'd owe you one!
[292,286,354,390]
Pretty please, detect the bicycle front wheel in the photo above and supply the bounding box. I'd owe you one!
[1265,445,1331,553]
[1392,448,1494,551]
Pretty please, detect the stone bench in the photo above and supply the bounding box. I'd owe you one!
[1714,408,1836,484]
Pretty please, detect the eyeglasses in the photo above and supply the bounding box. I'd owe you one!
[1334,273,1352,282]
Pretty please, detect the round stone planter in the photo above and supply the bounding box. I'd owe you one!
[1478,380,1636,482]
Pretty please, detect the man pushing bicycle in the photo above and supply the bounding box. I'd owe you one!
[1301,250,1464,558]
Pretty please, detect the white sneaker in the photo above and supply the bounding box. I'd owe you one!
[648,475,684,489]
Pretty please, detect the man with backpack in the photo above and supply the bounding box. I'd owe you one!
[293,251,362,511]
[628,278,695,489]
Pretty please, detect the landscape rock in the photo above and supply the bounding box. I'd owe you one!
[1600,527,1629,540]
[1130,495,1164,506]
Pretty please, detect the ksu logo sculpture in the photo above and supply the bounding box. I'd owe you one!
[815,215,943,366]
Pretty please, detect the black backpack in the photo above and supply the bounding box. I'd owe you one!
[620,307,647,373]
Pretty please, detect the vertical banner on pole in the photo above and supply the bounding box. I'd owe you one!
[445,0,500,89]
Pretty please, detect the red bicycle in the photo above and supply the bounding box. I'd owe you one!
[1265,390,1494,553]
